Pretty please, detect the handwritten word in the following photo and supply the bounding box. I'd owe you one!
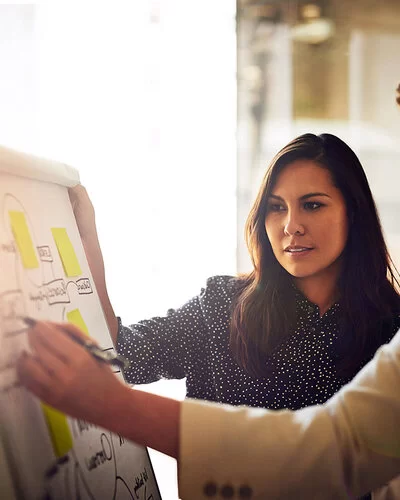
[43,279,70,306]
[76,278,93,295]
[134,468,149,498]
[0,242,16,253]
[29,290,47,309]
[84,433,112,471]
[0,290,25,331]
[37,245,53,262]
[73,419,98,437]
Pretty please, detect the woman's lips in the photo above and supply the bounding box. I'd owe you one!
[284,246,314,257]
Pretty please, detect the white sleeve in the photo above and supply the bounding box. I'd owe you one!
[179,331,400,500]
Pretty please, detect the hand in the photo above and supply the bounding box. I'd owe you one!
[68,185,118,341]
[68,184,97,241]
[17,321,124,427]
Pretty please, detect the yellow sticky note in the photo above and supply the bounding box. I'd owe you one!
[41,403,73,457]
[51,227,82,277]
[66,308,89,336]
[9,211,39,269]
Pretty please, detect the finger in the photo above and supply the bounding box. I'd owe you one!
[27,332,67,378]
[28,321,86,364]
[55,321,99,345]
[68,186,77,210]
[68,185,95,219]
[68,183,86,206]
[17,352,53,401]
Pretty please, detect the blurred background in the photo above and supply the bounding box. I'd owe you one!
[0,1,398,498]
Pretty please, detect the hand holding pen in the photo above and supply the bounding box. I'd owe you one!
[16,319,130,428]
[22,317,129,371]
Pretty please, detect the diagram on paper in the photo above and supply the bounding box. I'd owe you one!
[0,184,160,500]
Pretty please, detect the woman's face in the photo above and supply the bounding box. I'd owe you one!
[265,159,348,284]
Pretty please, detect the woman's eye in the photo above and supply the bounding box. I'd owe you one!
[268,204,285,212]
[304,201,322,211]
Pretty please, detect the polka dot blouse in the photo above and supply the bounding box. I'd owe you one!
[116,275,400,411]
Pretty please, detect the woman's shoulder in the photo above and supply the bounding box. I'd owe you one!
[201,275,239,294]
[194,276,246,328]
[198,275,242,304]
[204,274,238,287]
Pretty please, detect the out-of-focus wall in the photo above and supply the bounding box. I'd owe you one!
[0,5,38,152]
[237,0,400,272]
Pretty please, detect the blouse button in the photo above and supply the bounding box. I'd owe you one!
[307,305,314,314]
[239,484,253,497]
[220,484,235,498]
[203,481,217,497]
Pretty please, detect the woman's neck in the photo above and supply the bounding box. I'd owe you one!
[294,271,339,316]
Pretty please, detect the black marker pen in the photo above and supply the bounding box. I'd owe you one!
[21,316,130,371]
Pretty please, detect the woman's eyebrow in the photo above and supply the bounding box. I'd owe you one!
[300,192,331,200]
[269,192,331,201]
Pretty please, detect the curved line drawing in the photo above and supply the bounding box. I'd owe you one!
[66,280,78,292]
[115,476,135,499]
[110,432,118,500]
[0,186,160,500]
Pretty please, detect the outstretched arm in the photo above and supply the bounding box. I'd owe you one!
[69,185,118,342]
[17,321,400,499]
[17,321,180,457]
[178,333,400,498]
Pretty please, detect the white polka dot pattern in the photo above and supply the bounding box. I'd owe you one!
[116,276,400,410]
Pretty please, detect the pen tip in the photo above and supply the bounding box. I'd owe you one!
[21,316,37,328]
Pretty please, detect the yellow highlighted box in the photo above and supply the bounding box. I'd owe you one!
[66,308,89,336]
[9,211,39,269]
[41,403,73,458]
[51,227,82,277]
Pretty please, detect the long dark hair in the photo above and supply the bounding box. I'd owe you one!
[230,133,400,378]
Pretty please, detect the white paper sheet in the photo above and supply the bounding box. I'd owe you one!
[0,147,161,500]
[0,144,80,187]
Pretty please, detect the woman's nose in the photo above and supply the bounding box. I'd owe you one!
[284,211,305,236]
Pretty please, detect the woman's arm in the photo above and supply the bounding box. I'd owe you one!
[69,185,118,342]
[17,321,400,499]
[69,184,220,385]
[178,334,400,498]
[16,320,181,457]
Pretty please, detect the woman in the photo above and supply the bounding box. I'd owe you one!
[71,132,399,411]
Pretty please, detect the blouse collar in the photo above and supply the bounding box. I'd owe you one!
[292,283,340,318]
